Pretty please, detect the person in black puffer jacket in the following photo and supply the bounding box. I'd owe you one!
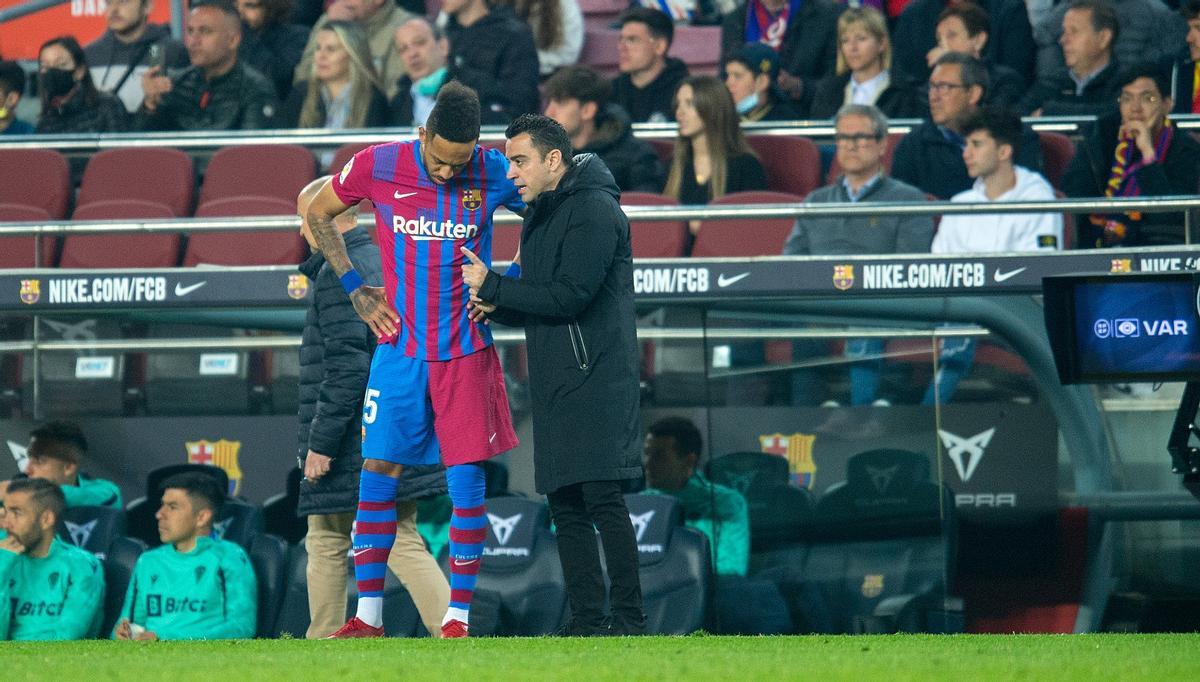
[295,177,449,640]
[36,36,130,134]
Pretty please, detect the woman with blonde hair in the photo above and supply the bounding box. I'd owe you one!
[663,75,767,250]
[808,6,922,120]
[282,20,389,130]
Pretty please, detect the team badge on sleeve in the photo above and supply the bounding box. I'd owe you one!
[339,156,355,184]
[462,188,482,211]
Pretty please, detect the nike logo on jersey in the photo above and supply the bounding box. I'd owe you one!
[394,191,418,200]
[489,432,497,443]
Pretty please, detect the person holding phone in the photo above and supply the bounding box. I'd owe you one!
[84,0,189,113]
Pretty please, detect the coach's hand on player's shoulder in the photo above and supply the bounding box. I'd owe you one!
[304,450,333,481]
[141,66,173,112]
[460,247,491,292]
[350,285,400,339]
[468,296,496,324]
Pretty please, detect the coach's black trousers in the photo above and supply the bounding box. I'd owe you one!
[547,480,645,634]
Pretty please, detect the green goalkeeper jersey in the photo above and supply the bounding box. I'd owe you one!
[116,536,257,640]
[0,537,106,640]
[62,473,123,510]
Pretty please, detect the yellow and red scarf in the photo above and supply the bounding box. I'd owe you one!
[1089,121,1174,246]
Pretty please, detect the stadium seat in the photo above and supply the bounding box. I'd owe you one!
[142,351,255,416]
[0,203,55,271]
[1037,132,1076,191]
[274,543,313,638]
[214,498,267,550]
[481,459,511,499]
[127,464,231,546]
[439,496,569,635]
[646,138,673,165]
[76,147,194,217]
[580,0,625,27]
[0,149,71,219]
[62,200,182,269]
[691,190,803,257]
[328,142,372,174]
[186,196,307,266]
[746,135,821,198]
[579,27,621,78]
[57,505,127,557]
[622,494,711,635]
[198,144,317,207]
[102,536,146,636]
[263,467,305,545]
[707,452,814,552]
[491,216,522,264]
[622,192,688,258]
[667,26,722,75]
[250,532,289,637]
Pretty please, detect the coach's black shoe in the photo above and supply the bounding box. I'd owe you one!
[609,612,647,636]
[553,616,611,637]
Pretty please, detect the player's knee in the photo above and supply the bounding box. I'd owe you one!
[363,458,404,477]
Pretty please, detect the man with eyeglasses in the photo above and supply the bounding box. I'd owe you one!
[784,104,933,406]
[611,7,688,124]
[1064,62,1200,247]
[892,52,1043,200]
[1019,0,1122,117]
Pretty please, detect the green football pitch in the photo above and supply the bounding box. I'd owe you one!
[3,634,1200,680]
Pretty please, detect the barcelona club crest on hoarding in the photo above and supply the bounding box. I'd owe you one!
[19,279,40,305]
[461,188,482,211]
[186,439,244,496]
[833,265,855,291]
[759,432,817,490]
[1110,259,1132,273]
[861,574,885,598]
[287,274,309,300]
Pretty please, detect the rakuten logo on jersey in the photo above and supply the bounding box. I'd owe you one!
[393,214,480,241]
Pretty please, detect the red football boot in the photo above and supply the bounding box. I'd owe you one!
[440,619,469,639]
[326,617,384,639]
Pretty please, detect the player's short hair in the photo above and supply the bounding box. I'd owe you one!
[961,107,1023,151]
[426,80,481,144]
[29,420,87,464]
[647,416,703,460]
[6,478,66,521]
[0,61,26,96]
[161,472,226,514]
[1116,61,1171,99]
[543,65,611,107]
[937,1,989,37]
[505,113,573,165]
[617,6,674,47]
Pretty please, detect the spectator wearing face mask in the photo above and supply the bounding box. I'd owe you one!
[36,36,130,133]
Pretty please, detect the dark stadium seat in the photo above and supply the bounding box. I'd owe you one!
[250,532,289,637]
[622,494,711,635]
[621,192,688,258]
[215,498,267,550]
[746,135,821,198]
[691,191,802,257]
[199,144,317,207]
[481,459,511,499]
[439,496,569,636]
[274,543,313,638]
[0,149,71,219]
[186,196,307,266]
[62,200,182,268]
[647,138,673,165]
[102,536,146,635]
[127,464,231,546]
[142,351,255,416]
[57,505,127,557]
[1038,132,1076,191]
[76,147,194,217]
[707,452,813,551]
[263,467,305,545]
[579,27,621,78]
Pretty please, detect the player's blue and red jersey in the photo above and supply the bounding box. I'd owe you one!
[331,140,523,361]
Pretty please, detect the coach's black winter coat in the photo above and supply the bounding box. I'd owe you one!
[477,155,642,494]
[296,227,445,516]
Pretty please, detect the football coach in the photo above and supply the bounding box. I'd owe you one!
[460,113,645,636]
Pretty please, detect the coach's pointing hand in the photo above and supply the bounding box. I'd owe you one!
[350,286,400,339]
[460,247,490,293]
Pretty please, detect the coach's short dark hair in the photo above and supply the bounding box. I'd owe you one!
[933,51,990,98]
[961,107,1023,152]
[426,80,481,144]
[937,1,989,37]
[1116,62,1172,100]
[29,420,87,464]
[618,7,674,46]
[161,472,226,514]
[647,417,703,461]
[543,65,611,107]
[505,113,573,164]
[1067,0,1119,44]
[6,478,65,521]
[0,61,25,96]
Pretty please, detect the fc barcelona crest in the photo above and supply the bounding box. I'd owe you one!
[461,188,482,211]
[861,574,885,598]
[287,274,310,300]
[186,439,244,496]
[759,432,817,490]
[833,265,855,291]
[1110,259,1132,273]
[19,279,40,305]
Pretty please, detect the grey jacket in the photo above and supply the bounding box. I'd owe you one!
[782,176,934,256]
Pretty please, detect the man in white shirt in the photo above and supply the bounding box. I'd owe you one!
[927,107,1061,404]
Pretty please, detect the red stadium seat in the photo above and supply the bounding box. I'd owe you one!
[199,145,317,207]
[61,200,181,268]
[77,148,194,217]
[1054,190,1074,250]
[667,26,722,75]
[491,211,522,263]
[746,135,821,198]
[0,149,70,219]
[186,196,307,266]
[1038,132,1076,191]
[826,132,905,183]
[580,0,626,27]
[580,27,621,78]
[621,192,687,258]
[691,190,802,257]
[328,142,372,174]
[647,139,674,165]
[0,205,56,268]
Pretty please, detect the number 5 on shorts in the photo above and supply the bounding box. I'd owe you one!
[363,388,381,424]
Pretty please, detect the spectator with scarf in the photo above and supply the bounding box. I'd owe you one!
[1063,62,1200,247]
[720,0,841,114]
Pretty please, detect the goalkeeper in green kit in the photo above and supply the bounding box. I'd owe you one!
[114,473,257,640]
[0,478,105,640]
